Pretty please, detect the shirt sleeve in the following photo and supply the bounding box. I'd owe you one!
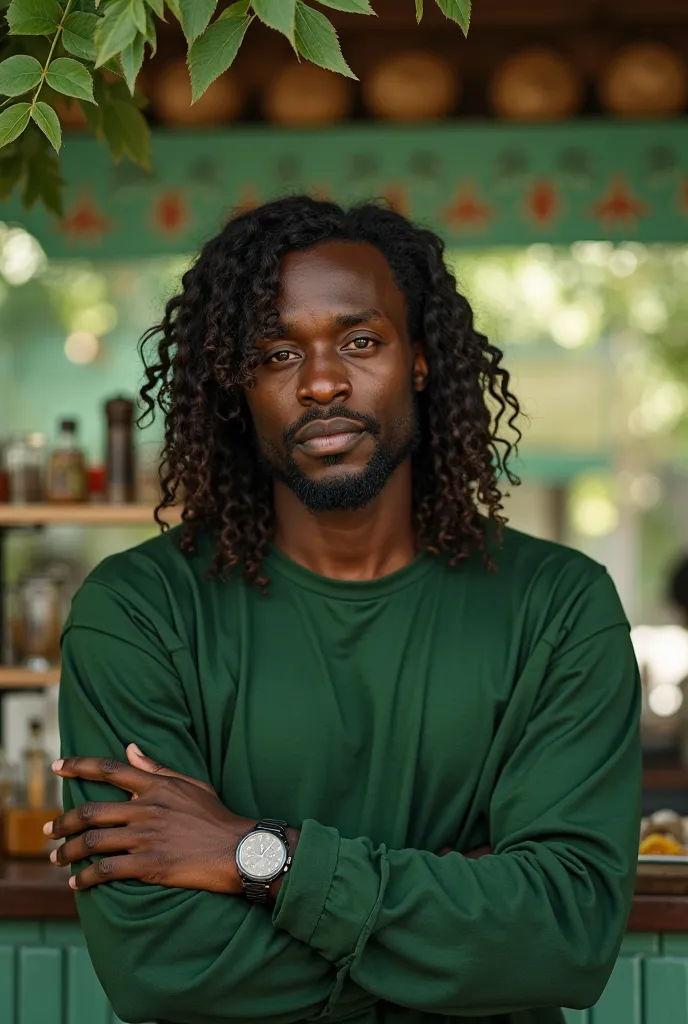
[273,570,642,1016]
[58,579,378,1024]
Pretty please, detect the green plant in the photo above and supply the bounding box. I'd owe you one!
[0,0,471,216]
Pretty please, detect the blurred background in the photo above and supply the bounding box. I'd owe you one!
[1,0,688,827]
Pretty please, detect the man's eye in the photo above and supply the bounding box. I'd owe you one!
[267,350,297,364]
[344,337,377,351]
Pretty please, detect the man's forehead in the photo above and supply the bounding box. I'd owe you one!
[276,243,403,320]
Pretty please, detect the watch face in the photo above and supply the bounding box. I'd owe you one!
[237,830,287,881]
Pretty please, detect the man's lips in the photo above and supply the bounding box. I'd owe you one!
[295,418,366,457]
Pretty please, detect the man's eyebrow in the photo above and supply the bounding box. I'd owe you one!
[332,309,386,328]
[268,308,387,338]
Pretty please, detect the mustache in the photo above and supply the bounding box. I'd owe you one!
[283,403,382,448]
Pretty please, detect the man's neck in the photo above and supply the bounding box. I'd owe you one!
[271,462,417,581]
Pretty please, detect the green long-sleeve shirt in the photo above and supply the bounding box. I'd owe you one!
[58,523,641,1024]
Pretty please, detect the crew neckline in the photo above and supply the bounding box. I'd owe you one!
[264,544,437,600]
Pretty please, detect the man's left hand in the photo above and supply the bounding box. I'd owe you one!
[45,745,256,894]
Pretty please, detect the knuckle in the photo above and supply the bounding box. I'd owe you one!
[96,858,115,877]
[84,830,102,851]
[77,802,99,822]
[101,758,123,775]
[147,803,166,818]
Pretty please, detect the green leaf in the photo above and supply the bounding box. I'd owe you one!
[102,96,150,168]
[22,138,64,214]
[120,31,144,93]
[294,1,355,78]
[434,0,470,35]
[46,57,95,102]
[62,12,99,61]
[7,0,62,35]
[0,54,43,96]
[132,0,146,34]
[252,0,295,43]
[144,10,157,55]
[31,99,61,150]
[94,0,140,67]
[188,1,251,102]
[0,102,31,147]
[178,0,217,44]
[165,0,180,17]
[415,0,423,22]
[144,0,163,15]
[314,0,375,12]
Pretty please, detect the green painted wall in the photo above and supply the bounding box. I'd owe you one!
[2,122,688,260]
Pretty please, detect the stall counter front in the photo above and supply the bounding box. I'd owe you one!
[0,856,685,1024]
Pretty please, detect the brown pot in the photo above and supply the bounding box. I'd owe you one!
[150,57,243,127]
[363,50,459,123]
[264,62,354,126]
[490,47,582,121]
[599,43,688,118]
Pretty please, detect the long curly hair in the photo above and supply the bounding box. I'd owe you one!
[139,195,522,587]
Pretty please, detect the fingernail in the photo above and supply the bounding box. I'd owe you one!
[130,744,144,757]
[52,759,64,772]
[50,849,58,864]
[69,876,77,889]
[43,821,53,836]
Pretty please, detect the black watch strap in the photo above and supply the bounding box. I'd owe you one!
[239,819,290,905]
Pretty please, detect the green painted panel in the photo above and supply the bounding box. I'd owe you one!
[66,946,111,1024]
[18,947,62,1024]
[665,935,688,957]
[4,122,688,259]
[0,946,15,1024]
[0,921,41,944]
[44,922,87,948]
[619,933,661,956]
[591,955,642,1024]
[645,957,688,1024]
[563,1010,589,1023]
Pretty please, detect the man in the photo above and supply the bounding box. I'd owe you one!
[49,196,640,1024]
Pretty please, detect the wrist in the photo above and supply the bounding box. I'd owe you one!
[269,827,300,903]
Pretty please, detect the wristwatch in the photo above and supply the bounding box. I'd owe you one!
[235,818,292,903]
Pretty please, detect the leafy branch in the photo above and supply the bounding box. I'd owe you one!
[0,0,472,215]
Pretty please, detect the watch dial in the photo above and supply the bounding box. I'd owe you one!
[238,831,287,880]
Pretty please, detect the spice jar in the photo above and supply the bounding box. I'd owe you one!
[5,432,46,503]
[12,572,62,671]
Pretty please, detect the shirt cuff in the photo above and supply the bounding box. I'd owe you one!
[273,818,382,965]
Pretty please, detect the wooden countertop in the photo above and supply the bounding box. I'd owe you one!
[1,856,688,931]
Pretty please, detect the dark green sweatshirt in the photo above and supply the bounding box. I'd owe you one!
[58,523,641,1024]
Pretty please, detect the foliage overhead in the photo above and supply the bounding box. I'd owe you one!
[0,0,471,216]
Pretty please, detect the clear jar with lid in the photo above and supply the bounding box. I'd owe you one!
[4,432,47,503]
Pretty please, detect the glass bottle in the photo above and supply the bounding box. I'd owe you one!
[5,432,46,503]
[47,418,87,503]
[23,718,49,812]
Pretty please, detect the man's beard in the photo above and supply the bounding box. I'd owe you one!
[256,398,420,514]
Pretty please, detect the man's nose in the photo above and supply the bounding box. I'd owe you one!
[296,349,352,406]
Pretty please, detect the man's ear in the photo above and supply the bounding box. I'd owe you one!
[413,342,429,392]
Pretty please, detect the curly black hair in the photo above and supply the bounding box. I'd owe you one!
[139,195,522,587]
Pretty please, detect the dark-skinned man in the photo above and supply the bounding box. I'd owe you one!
[49,196,641,1024]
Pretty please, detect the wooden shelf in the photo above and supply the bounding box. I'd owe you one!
[0,667,60,689]
[0,504,181,527]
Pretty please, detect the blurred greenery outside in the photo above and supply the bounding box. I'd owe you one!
[0,225,687,626]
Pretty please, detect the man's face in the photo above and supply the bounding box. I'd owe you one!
[244,240,428,513]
